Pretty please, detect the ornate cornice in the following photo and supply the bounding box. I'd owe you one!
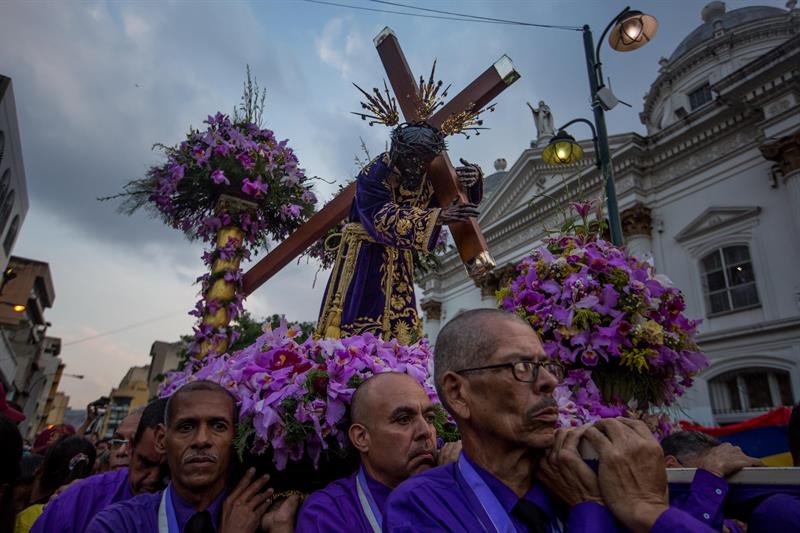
[621,203,652,237]
[419,300,442,321]
[759,132,800,175]
[474,262,518,297]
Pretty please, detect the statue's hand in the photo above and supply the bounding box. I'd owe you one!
[438,200,479,224]
[455,158,482,189]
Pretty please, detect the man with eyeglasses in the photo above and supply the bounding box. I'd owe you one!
[31,398,169,533]
[384,309,719,532]
[109,407,145,470]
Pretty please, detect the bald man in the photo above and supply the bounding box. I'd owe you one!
[295,372,456,533]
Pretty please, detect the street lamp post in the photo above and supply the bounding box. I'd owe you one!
[582,24,623,245]
[546,7,658,246]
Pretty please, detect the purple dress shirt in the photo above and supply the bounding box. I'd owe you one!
[748,493,800,533]
[296,469,391,533]
[669,469,733,531]
[85,482,226,532]
[30,467,134,533]
[668,469,800,532]
[383,453,618,532]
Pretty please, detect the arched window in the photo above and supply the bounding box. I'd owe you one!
[3,215,19,254]
[709,368,794,420]
[700,245,759,315]
[0,170,9,206]
[0,189,13,233]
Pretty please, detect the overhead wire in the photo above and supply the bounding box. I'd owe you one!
[302,0,581,31]
[303,0,505,23]
[61,309,187,347]
[368,0,582,31]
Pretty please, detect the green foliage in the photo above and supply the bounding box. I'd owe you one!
[233,65,267,127]
[433,404,460,443]
[234,415,256,461]
[173,311,316,371]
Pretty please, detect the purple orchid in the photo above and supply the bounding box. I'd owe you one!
[211,169,230,185]
[501,232,708,430]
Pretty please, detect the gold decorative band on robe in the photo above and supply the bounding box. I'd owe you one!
[317,223,375,339]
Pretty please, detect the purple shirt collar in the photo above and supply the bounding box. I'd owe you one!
[361,468,392,515]
[169,482,227,531]
[463,452,556,521]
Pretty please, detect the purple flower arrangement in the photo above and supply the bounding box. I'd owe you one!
[138,111,317,247]
[160,321,439,470]
[500,202,708,430]
[115,111,319,360]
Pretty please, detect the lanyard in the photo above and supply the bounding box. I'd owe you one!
[456,454,562,533]
[457,454,517,533]
[356,466,383,533]
[157,485,180,533]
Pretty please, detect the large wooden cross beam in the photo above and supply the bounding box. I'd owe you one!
[242,27,520,296]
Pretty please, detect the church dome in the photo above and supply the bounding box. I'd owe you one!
[669,3,787,62]
[640,1,795,134]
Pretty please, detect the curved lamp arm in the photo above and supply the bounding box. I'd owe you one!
[595,6,632,66]
[556,118,601,168]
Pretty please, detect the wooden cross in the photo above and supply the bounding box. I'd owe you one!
[242,27,520,296]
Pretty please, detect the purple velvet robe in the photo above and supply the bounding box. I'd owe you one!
[31,467,134,533]
[296,469,391,533]
[318,154,481,344]
[85,482,225,533]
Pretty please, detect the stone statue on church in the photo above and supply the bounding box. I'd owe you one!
[317,122,483,344]
[527,100,555,146]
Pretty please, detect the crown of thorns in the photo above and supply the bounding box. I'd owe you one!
[352,60,495,139]
[390,122,447,158]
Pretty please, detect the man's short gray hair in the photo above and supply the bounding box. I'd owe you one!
[164,380,238,427]
[660,430,721,462]
[433,309,530,412]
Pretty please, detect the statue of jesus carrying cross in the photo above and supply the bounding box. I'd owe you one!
[240,27,520,345]
[317,121,485,344]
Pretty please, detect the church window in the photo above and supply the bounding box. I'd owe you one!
[700,245,759,315]
[0,170,9,207]
[689,83,713,110]
[709,368,794,418]
[0,188,13,233]
[3,215,19,254]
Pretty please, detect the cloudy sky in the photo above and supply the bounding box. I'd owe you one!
[1,0,787,408]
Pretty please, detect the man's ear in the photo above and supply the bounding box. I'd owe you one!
[348,423,370,454]
[442,372,470,420]
[664,455,681,468]
[154,423,167,455]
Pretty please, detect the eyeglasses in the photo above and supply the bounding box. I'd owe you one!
[456,360,565,383]
[109,438,129,449]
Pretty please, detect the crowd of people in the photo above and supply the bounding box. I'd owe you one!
[1,309,798,532]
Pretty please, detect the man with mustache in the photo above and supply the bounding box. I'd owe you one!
[31,398,169,533]
[87,380,274,533]
[296,372,458,533]
[384,309,718,532]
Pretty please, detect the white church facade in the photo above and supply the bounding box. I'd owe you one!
[418,2,800,427]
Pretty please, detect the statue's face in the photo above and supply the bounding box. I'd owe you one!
[395,151,436,179]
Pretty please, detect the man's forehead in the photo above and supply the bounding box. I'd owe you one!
[374,378,431,413]
[117,413,141,434]
[171,390,234,421]
[485,320,544,362]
